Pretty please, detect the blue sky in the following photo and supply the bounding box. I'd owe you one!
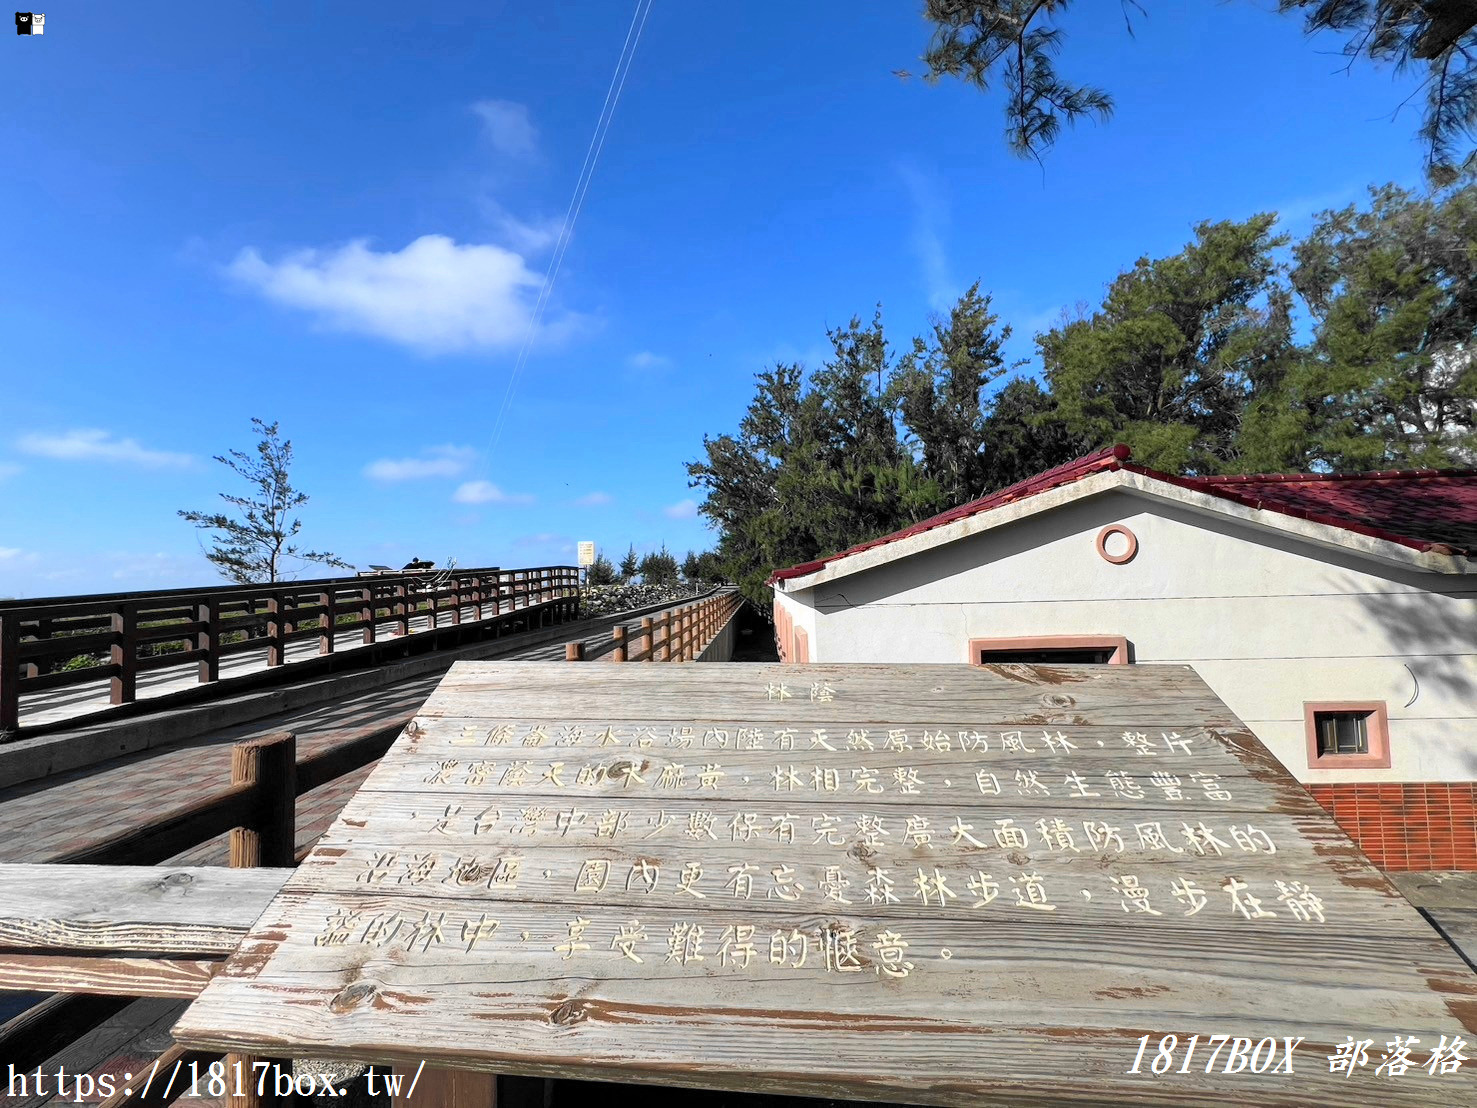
[0,2,1428,598]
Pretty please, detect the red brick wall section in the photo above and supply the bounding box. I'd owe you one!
[1306,783,1477,871]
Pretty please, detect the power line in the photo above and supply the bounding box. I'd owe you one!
[482,0,657,466]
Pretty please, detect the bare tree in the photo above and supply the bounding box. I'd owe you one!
[179,417,349,583]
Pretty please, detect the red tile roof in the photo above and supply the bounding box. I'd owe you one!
[769,445,1477,583]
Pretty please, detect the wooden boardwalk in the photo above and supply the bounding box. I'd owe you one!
[15,601,553,732]
[0,590,751,1101]
[0,596,736,866]
[0,565,583,736]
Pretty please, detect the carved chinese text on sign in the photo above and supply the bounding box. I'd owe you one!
[174,662,1477,1108]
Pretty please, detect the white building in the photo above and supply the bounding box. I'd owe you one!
[770,445,1477,870]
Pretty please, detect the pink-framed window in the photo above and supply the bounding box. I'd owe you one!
[1304,701,1390,769]
[968,635,1131,666]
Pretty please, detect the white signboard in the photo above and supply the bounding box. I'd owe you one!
[577,541,596,567]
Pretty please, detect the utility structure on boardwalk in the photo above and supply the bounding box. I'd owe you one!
[139,660,1477,1106]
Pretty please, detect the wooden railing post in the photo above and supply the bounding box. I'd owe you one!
[657,611,671,661]
[565,642,585,661]
[639,617,654,662]
[109,603,138,705]
[361,585,376,644]
[228,729,295,1108]
[395,581,410,637]
[197,597,219,683]
[229,731,296,869]
[0,614,19,734]
[611,625,627,662]
[265,593,284,667]
[318,590,335,655]
[24,618,48,678]
[450,577,463,626]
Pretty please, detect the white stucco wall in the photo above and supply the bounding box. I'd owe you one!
[778,489,1477,784]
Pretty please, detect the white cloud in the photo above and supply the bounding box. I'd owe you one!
[471,100,539,160]
[664,498,699,519]
[452,480,535,505]
[513,532,573,549]
[364,444,477,482]
[574,491,612,507]
[108,551,207,583]
[898,163,955,311]
[0,463,20,480]
[227,234,569,354]
[1268,182,1368,236]
[0,547,24,560]
[497,211,563,255]
[475,197,563,255]
[626,350,672,370]
[17,429,194,468]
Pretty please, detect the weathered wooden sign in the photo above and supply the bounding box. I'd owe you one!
[174,662,1477,1105]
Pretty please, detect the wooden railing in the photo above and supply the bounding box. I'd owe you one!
[0,720,407,1103]
[52,719,408,867]
[0,565,579,734]
[565,590,743,663]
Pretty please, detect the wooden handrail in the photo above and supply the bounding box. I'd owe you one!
[51,717,412,867]
[0,562,573,612]
[2,713,411,1102]
[567,589,742,665]
[0,565,580,734]
[52,782,261,866]
[296,717,410,793]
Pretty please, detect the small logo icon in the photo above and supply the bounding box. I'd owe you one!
[15,11,42,35]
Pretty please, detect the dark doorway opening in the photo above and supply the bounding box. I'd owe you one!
[977,647,1117,665]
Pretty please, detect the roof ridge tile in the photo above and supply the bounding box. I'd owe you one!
[769,445,1476,585]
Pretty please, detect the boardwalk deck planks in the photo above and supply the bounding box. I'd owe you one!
[173,661,1477,1105]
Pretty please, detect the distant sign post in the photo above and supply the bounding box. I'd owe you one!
[175,662,1477,1106]
[577,541,596,568]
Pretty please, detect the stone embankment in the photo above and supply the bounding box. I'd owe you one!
[578,580,721,618]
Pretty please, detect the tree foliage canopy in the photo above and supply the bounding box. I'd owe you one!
[586,553,617,586]
[690,177,1477,604]
[1244,180,1477,469]
[637,546,681,584]
[179,418,348,584]
[618,545,639,580]
[1041,214,1295,473]
[919,1,1477,181]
